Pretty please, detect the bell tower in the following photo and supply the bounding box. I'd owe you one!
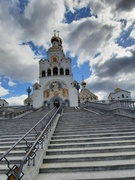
[32,31,78,109]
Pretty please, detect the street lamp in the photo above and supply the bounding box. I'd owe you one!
[73,80,80,107]
[26,86,32,106]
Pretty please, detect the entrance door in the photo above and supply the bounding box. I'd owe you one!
[54,100,60,107]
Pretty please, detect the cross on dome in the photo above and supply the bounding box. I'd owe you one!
[53,30,56,36]
[57,31,60,37]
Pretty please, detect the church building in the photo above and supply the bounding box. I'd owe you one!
[32,31,78,109]
[108,87,131,101]
[79,80,98,103]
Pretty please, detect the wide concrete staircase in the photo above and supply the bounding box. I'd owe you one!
[0,108,50,180]
[37,107,135,180]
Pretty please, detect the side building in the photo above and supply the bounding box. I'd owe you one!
[0,97,8,107]
[32,32,78,109]
[108,87,131,101]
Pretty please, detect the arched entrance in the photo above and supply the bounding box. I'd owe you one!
[53,100,60,107]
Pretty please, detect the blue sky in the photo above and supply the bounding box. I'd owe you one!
[0,0,135,105]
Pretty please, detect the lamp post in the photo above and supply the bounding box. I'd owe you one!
[73,81,80,107]
[26,86,32,107]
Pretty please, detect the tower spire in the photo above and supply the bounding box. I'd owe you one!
[81,75,86,88]
[82,75,84,81]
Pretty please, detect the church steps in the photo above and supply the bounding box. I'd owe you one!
[49,136,135,144]
[0,145,26,151]
[0,133,40,138]
[0,108,54,179]
[0,137,37,142]
[0,131,41,136]
[39,161,135,173]
[53,128,135,135]
[37,109,135,179]
[52,132,135,139]
[37,170,135,180]
[43,152,135,163]
[55,126,135,131]
[48,140,135,148]
[56,120,134,125]
[0,140,35,146]
[55,124,135,130]
[46,145,135,156]
[0,150,25,157]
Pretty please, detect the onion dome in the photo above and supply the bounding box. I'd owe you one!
[115,87,121,92]
[58,37,62,45]
[81,80,86,88]
[51,35,59,44]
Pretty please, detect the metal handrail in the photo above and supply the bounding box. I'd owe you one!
[0,106,61,179]
[16,106,62,179]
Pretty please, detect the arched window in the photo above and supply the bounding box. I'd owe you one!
[60,68,64,75]
[47,69,51,76]
[42,70,46,77]
[122,94,124,98]
[65,69,69,75]
[53,67,58,76]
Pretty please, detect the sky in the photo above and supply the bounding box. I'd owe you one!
[0,0,135,105]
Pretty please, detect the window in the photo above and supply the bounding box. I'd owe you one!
[65,69,69,75]
[42,70,46,77]
[47,69,51,76]
[60,68,64,75]
[122,94,124,98]
[53,67,58,76]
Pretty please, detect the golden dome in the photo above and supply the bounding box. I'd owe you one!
[51,30,62,45]
[115,87,121,92]
[51,35,59,43]
[81,80,86,87]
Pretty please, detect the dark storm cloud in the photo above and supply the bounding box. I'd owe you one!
[18,3,55,39]
[93,53,135,78]
[88,79,115,92]
[116,0,135,12]
[104,0,135,12]
[86,52,135,98]
[66,18,116,60]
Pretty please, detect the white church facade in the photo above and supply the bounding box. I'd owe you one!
[32,32,78,109]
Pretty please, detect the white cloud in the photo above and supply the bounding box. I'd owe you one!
[5,94,27,106]
[8,79,16,87]
[129,28,135,39]
[0,86,9,97]
[0,0,135,101]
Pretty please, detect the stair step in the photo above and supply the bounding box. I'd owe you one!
[51,132,135,139]
[43,151,135,163]
[46,146,135,155]
[50,136,135,144]
[53,128,135,135]
[48,140,135,149]
[40,159,135,173]
[37,170,135,180]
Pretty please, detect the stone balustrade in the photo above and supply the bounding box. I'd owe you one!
[110,100,135,110]
[0,105,32,119]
